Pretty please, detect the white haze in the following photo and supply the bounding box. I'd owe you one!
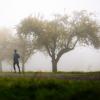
[0,0,100,72]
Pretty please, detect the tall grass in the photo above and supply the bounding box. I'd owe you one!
[0,78,99,100]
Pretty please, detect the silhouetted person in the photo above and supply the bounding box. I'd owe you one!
[13,49,20,73]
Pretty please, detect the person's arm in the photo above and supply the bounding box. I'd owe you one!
[17,54,20,58]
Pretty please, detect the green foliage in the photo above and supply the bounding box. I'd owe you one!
[71,10,100,48]
[17,16,43,35]
[16,16,40,70]
[16,11,100,72]
[0,78,100,100]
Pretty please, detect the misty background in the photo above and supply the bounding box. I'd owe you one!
[0,0,100,72]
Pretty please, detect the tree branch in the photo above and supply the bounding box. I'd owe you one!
[70,38,79,50]
[45,45,52,57]
[56,38,78,63]
[56,48,71,63]
[66,33,74,48]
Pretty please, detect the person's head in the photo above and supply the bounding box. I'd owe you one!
[14,49,17,53]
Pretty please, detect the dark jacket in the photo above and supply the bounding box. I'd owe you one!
[13,53,20,63]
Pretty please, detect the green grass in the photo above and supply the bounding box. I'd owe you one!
[0,77,99,100]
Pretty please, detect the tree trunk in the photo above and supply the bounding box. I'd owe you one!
[0,61,2,72]
[52,59,57,72]
[22,63,25,73]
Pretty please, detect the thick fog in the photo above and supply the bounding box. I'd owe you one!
[3,46,100,72]
[0,0,100,71]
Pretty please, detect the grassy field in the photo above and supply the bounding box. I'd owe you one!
[0,72,100,80]
[0,72,100,100]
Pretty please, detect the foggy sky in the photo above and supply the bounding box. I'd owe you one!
[0,0,100,71]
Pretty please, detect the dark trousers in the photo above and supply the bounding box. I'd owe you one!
[13,62,20,73]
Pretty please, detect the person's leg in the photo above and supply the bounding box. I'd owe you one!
[13,62,16,72]
[17,63,20,73]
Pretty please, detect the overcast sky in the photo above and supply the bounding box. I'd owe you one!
[0,0,100,27]
[1,0,100,71]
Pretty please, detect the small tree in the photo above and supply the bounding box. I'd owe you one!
[16,36,35,72]
[16,16,37,72]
